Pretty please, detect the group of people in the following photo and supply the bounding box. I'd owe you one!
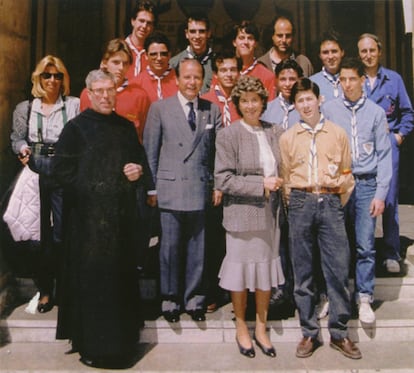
[6,0,414,369]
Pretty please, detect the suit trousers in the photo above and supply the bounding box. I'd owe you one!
[159,209,206,312]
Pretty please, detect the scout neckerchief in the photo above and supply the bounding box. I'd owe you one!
[146,66,172,100]
[116,79,129,93]
[186,46,213,65]
[300,115,325,185]
[342,94,366,162]
[214,84,232,127]
[278,93,295,130]
[322,67,340,98]
[240,59,258,76]
[126,36,145,76]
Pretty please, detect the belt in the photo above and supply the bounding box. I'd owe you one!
[354,174,376,180]
[30,142,55,157]
[292,186,341,194]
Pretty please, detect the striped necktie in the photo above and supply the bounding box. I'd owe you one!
[322,67,340,98]
[214,85,231,127]
[300,115,325,185]
[126,36,145,76]
[342,94,366,162]
[278,93,295,130]
[146,66,172,100]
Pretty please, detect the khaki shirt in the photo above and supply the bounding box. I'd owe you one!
[279,119,354,206]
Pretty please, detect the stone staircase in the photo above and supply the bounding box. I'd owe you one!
[1,206,414,348]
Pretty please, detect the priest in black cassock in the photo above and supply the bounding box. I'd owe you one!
[52,69,154,369]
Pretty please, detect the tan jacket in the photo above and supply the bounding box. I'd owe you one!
[279,119,354,206]
[215,120,283,232]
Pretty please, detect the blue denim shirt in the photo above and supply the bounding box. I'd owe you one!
[364,66,414,137]
[310,70,343,104]
[323,97,392,201]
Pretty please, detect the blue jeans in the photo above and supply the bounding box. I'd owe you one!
[288,190,351,340]
[346,175,377,301]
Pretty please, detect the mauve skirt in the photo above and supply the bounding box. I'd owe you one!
[218,202,285,292]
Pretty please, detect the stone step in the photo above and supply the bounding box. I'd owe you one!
[2,298,414,344]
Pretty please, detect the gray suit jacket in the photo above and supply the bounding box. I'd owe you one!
[214,120,283,232]
[144,95,222,211]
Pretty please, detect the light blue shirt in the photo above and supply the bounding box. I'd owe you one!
[323,97,392,201]
[261,96,300,129]
[310,70,342,104]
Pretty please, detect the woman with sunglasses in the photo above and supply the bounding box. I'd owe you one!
[11,55,80,313]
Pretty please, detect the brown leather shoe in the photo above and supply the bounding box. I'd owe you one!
[330,337,362,359]
[296,336,318,358]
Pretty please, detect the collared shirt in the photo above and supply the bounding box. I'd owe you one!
[310,70,343,104]
[323,97,392,201]
[177,91,198,120]
[279,119,354,205]
[261,95,300,128]
[134,68,178,103]
[364,65,414,137]
[125,35,148,80]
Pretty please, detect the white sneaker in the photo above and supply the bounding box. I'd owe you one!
[358,299,375,323]
[316,297,329,319]
[384,259,400,273]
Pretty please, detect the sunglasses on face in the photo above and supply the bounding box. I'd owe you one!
[148,51,169,58]
[40,72,64,80]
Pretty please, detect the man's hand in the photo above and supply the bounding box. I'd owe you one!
[123,163,143,181]
[263,176,283,192]
[147,195,157,207]
[212,190,223,206]
[369,198,385,217]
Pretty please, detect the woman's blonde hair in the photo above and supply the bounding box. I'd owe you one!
[231,75,268,117]
[31,55,70,97]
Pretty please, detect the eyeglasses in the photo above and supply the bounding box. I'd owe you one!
[89,87,117,96]
[148,51,169,58]
[40,72,64,80]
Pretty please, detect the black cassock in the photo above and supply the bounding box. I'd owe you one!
[53,109,152,362]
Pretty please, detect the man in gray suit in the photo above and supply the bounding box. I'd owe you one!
[144,59,222,322]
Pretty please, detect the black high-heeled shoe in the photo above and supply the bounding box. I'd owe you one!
[236,336,255,358]
[253,334,276,357]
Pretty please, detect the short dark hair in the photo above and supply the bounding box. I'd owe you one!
[339,57,365,77]
[275,58,303,77]
[186,13,210,31]
[212,50,242,73]
[175,58,205,79]
[290,77,320,102]
[144,31,171,52]
[131,1,158,25]
[319,29,344,51]
[232,20,260,42]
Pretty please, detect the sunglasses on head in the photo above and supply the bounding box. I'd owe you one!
[40,72,64,80]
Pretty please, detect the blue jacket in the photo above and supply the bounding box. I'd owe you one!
[364,66,414,137]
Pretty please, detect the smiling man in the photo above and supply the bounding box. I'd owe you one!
[135,31,178,102]
[125,0,157,80]
[310,30,345,103]
[323,57,392,324]
[279,77,359,360]
[232,20,275,100]
[54,69,153,369]
[170,14,214,94]
[261,58,302,128]
[143,58,222,323]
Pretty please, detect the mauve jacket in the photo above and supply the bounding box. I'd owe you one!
[214,120,284,232]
